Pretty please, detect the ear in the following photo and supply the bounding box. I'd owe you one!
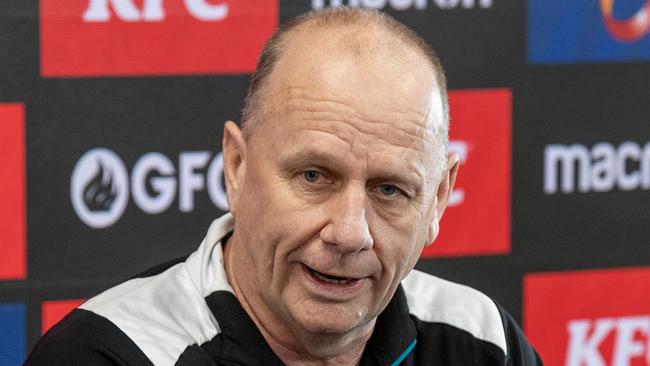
[427,152,460,244]
[222,121,247,216]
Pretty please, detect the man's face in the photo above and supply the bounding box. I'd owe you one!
[225,28,452,342]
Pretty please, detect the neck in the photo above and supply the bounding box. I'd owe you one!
[223,235,374,366]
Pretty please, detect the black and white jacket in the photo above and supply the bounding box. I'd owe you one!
[26,214,543,366]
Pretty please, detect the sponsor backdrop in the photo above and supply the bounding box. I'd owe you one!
[0,0,649,364]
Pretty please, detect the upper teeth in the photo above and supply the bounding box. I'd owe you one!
[311,269,352,285]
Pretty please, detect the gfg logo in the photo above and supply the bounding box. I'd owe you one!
[71,148,228,228]
[71,149,129,228]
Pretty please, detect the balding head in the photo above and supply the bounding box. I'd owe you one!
[240,7,449,173]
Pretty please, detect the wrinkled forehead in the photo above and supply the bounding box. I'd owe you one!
[265,25,444,133]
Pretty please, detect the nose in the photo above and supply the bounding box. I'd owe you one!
[319,185,374,254]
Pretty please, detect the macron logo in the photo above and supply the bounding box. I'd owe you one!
[544,141,650,194]
[83,0,228,22]
[566,316,650,366]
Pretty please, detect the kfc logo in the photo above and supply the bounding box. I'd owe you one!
[421,88,511,257]
[71,148,228,228]
[40,0,277,77]
[525,267,650,365]
[0,103,26,280]
[566,316,650,366]
[83,0,228,22]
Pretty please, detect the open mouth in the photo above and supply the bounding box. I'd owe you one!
[305,266,360,285]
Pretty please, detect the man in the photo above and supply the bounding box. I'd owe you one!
[27,7,542,366]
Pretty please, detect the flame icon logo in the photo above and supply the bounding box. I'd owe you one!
[601,0,650,42]
[71,148,129,228]
[83,158,118,211]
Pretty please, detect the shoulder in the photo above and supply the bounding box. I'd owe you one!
[77,247,229,364]
[25,308,153,365]
[402,269,507,353]
[27,215,237,365]
[402,269,543,365]
[75,215,234,364]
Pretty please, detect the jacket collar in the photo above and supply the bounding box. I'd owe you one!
[201,217,418,365]
[204,283,417,366]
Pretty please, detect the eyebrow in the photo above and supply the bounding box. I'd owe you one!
[279,146,425,189]
[279,147,347,173]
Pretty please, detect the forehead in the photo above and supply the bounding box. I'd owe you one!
[269,25,441,124]
[278,87,433,154]
[252,25,443,175]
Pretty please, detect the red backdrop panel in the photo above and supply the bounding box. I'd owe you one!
[41,299,85,334]
[0,103,26,280]
[524,267,650,366]
[422,88,511,258]
[40,0,278,77]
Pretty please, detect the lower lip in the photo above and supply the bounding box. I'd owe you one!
[301,265,366,300]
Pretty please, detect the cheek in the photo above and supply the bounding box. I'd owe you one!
[248,174,328,236]
[391,241,423,275]
[237,176,325,264]
[373,221,426,276]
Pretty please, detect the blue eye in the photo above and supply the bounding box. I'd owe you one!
[379,184,398,196]
[303,170,321,183]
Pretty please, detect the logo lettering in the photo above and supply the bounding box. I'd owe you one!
[131,152,176,214]
[312,0,492,10]
[525,268,650,366]
[544,141,650,194]
[179,151,211,212]
[83,0,228,22]
[71,148,228,228]
[566,316,650,366]
[566,318,616,366]
[612,316,650,366]
[40,0,275,77]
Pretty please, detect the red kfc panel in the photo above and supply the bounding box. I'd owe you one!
[421,88,511,257]
[42,299,85,334]
[524,267,650,366]
[40,0,278,77]
[0,103,26,280]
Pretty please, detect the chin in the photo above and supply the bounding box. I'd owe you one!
[291,302,371,337]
